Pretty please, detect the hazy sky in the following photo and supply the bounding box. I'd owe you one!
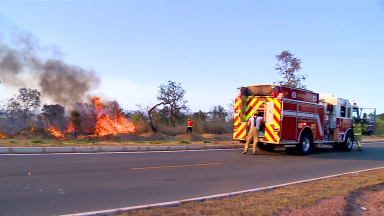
[0,0,383,114]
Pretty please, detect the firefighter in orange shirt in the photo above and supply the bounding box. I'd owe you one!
[186,119,194,134]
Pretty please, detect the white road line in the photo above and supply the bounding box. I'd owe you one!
[63,166,384,216]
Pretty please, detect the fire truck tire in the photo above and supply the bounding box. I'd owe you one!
[297,132,312,155]
[342,133,353,152]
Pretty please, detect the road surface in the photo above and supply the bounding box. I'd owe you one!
[1,142,384,216]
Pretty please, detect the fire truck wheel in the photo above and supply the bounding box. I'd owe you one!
[342,133,353,151]
[297,132,312,155]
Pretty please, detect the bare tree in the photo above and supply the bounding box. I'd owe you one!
[227,100,234,115]
[208,105,228,122]
[0,88,41,133]
[70,111,81,138]
[42,104,66,130]
[147,102,165,133]
[275,50,307,89]
[147,81,188,132]
[16,88,41,112]
[157,81,188,126]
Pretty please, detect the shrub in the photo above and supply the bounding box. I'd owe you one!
[31,140,43,144]
[134,119,151,135]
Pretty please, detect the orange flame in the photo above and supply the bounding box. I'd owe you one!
[0,134,5,138]
[48,126,65,138]
[65,122,75,133]
[31,127,34,132]
[92,97,135,136]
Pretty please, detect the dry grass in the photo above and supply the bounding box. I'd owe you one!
[0,133,236,147]
[109,168,384,216]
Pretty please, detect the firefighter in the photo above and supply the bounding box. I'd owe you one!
[243,111,263,155]
[353,118,363,152]
[186,119,194,135]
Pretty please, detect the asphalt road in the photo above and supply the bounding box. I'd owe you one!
[1,142,384,216]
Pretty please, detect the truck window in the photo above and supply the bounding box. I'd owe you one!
[347,107,352,118]
[353,107,359,120]
[340,105,346,117]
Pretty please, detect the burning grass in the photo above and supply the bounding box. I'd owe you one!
[92,97,135,136]
[110,168,384,216]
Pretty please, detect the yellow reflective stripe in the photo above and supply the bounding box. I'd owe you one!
[245,97,256,114]
[234,123,247,139]
[235,99,241,109]
[274,99,281,110]
[273,119,280,129]
[266,124,279,143]
[265,124,274,141]
[273,109,281,121]
[239,129,246,139]
[234,117,240,125]
[246,100,264,120]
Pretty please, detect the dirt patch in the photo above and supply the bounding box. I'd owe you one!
[281,196,346,216]
[175,134,209,141]
[281,184,384,216]
[354,185,384,216]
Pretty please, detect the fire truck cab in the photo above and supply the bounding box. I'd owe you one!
[233,84,376,155]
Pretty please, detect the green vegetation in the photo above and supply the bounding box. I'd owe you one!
[179,141,190,144]
[148,140,170,144]
[203,140,211,143]
[375,113,384,135]
[31,140,43,144]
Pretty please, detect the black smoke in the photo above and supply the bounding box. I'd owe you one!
[0,27,100,107]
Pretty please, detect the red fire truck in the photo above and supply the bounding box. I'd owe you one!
[233,84,376,155]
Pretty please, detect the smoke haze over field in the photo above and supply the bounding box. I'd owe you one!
[0,25,100,107]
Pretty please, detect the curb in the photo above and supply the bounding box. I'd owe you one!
[0,140,382,154]
[63,166,384,216]
[0,145,245,154]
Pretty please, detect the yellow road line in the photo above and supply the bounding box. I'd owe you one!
[131,162,222,170]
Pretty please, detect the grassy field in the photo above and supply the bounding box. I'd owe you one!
[107,168,384,216]
[0,132,238,147]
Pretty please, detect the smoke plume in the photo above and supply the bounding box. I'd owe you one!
[0,27,100,107]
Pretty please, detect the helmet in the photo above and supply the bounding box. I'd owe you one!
[253,111,258,115]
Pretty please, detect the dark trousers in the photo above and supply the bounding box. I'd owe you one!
[186,127,192,134]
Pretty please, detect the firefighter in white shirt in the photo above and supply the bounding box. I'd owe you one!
[243,111,263,155]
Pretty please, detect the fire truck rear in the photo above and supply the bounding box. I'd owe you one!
[233,84,376,155]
